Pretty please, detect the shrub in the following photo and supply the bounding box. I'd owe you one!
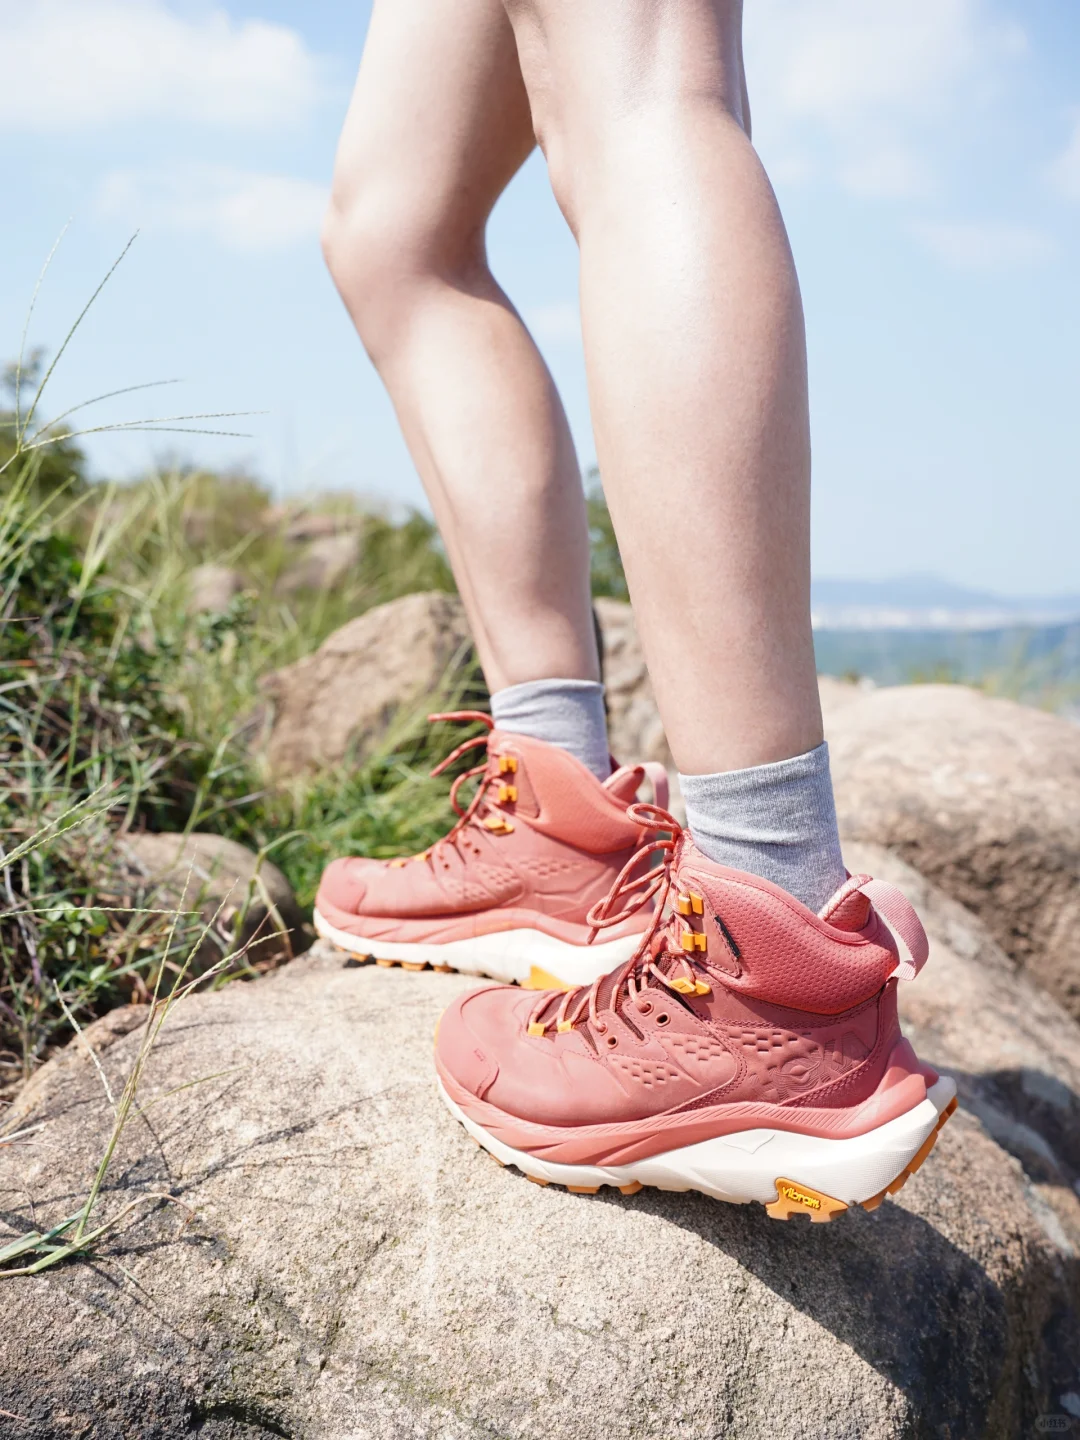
[0,470,467,1095]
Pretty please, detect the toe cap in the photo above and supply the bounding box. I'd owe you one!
[435,986,632,1125]
[316,856,373,915]
[436,987,530,1102]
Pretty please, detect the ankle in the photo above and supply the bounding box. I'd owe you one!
[678,742,846,912]
[490,678,611,781]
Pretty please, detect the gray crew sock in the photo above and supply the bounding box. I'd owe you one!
[490,678,611,781]
[679,742,846,912]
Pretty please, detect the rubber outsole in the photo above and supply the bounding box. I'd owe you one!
[440,1081,958,1223]
[854,1094,957,1214]
[314,907,640,990]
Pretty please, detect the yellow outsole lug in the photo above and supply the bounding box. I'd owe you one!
[522,966,574,992]
[765,1180,848,1223]
[334,947,439,975]
[329,943,572,988]
[859,1093,958,1213]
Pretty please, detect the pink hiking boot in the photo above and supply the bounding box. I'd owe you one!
[435,801,957,1221]
[314,712,669,989]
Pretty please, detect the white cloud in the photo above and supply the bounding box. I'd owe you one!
[1046,112,1080,202]
[0,0,321,132]
[911,220,1055,271]
[523,301,582,346]
[98,166,328,253]
[837,146,929,201]
[746,0,1026,199]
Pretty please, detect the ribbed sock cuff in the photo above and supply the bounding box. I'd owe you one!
[490,678,611,781]
[679,742,846,912]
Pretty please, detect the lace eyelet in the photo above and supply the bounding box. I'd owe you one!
[636,1001,653,1016]
[605,1034,618,1048]
[655,1013,670,1027]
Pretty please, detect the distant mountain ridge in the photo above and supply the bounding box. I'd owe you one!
[811,574,1080,631]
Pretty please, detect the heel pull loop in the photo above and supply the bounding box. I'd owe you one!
[858,878,929,982]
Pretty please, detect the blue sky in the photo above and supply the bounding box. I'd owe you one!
[2,0,1078,595]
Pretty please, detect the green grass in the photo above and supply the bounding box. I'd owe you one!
[0,811,259,1280]
[0,450,478,1275]
[0,458,479,1093]
[0,267,484,1098]
[0,235,484,1096]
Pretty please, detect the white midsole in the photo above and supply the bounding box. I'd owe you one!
[313,908,641,987]
[438,1075,957,1207]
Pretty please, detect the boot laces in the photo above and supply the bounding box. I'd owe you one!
[527,803,721,1039]
[389,711,512,870]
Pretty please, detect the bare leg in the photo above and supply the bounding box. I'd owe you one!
[323,0,598,692]
[502,0,821,776]
[428,8,926,1193]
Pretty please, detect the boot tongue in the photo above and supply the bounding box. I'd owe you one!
[594,881,689,1021]
[819,875,873,931]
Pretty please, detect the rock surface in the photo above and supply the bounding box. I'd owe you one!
[258,593,654,782]
[594,598,671,770]
[269,508,358,544]
[847,843,1080,1244]
[828,684,1080,1022]
[817,672,875,727]
[121,831,309,972]
[276,533,362,594]
[186,563,244,615]
[258,590,475,776]
[1,859,1078,1439]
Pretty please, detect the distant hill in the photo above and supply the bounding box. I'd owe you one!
[813,617,1079,683]
[811,574,1080,631]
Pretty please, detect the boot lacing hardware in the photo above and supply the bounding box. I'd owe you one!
[524,803,930,1040]
[527,803,716,1037]
[391,712,518,872]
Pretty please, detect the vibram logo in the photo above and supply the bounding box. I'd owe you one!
[777,1182,820,1210]
[766,1176,848,1222]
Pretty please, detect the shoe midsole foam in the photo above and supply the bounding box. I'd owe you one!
[313,908,641,987]
[439,1076,957,1207]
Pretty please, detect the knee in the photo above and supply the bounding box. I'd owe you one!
[506,3,749,229]
[321,171,480,362]
[321,179,413,359]
[538,89,748,237]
